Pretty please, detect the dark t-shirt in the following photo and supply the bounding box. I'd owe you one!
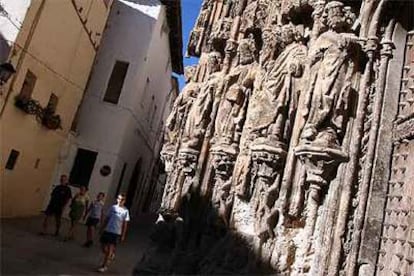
[49,185,72,209]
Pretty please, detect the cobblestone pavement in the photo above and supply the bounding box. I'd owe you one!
[1,214,156,275]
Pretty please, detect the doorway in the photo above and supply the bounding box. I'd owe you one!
[69,148,98,187]
[125,158,141,209]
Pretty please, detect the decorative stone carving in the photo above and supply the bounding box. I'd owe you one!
[187,0,213,56]
[300,1,360,150]
[210,18,233,48]
[210,144,237,226]
[181,51,223,151]
[161,66,199,172]
[140,1,413,275]
[213,35,258,148]
[250,138,286,240]
[235,22,307,198]
[240,0,271,34]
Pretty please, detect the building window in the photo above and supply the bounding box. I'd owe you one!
[5,149,20,170]
[69,148,98,187]
[103,61,129,104]
[19,70,36,100]
[46,93,58,113]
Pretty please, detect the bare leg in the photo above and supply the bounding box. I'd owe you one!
[84,226,94,247]
[66,219,75,240]
[100,244,110,268]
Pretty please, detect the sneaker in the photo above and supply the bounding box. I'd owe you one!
[97,266,108,273]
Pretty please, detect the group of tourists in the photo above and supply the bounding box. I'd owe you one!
[40,174,130,273]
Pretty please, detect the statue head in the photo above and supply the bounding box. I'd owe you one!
[260,26,279,65]
[280,23,301,47]
[324,1,354,31]
[184,65,196,83]
[207,51,222,74]
[238,34,257,65]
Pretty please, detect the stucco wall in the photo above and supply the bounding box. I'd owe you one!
[1,0,110,217]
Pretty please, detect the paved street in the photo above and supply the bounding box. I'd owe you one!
[1,214,156,275]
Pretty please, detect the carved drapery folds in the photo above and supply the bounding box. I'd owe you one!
[136,0,414,275]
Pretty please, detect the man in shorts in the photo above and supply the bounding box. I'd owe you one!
[40,174,72,236]
[98,193,130,273]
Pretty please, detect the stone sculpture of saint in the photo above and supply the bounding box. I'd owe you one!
[301,1,361,149]
[181,51,223,151]
[213,34,258,147]
[234,23,307,197]
[161,66,199,171]
[247,23,307,144]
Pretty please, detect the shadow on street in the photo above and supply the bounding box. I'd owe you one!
[1,214,156,275]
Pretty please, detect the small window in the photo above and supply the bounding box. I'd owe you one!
[19,70,36,100]
[5,149,20,170]
[46,93,58,113]
[103,61,129,104]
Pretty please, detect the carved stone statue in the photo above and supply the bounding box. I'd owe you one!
[235,23,307,198]
[248,23,307,144]
[300,1,361,150]
[210,35,259,226]
[213,35,258,147]
[181,51,223,150]
[161,66,199,172]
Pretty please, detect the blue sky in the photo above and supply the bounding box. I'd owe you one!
[175,0,202,89]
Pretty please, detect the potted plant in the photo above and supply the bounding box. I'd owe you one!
[14,96,41,115]
[42,107,62,130]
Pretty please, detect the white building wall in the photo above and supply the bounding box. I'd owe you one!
[0,0,31,61]
[51,0,177,215]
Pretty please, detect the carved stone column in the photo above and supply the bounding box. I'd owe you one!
[294,144,347,273]
[210,144,238,226]
[250,137,287,241]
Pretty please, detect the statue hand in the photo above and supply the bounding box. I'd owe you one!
[341,33,365,47]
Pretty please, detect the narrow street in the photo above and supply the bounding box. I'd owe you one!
[1,214,155,275]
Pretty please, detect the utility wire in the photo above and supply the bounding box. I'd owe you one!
[0,2,24,30]
[4,39,85,91]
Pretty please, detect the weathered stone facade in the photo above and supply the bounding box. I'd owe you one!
[135,0,414,275]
